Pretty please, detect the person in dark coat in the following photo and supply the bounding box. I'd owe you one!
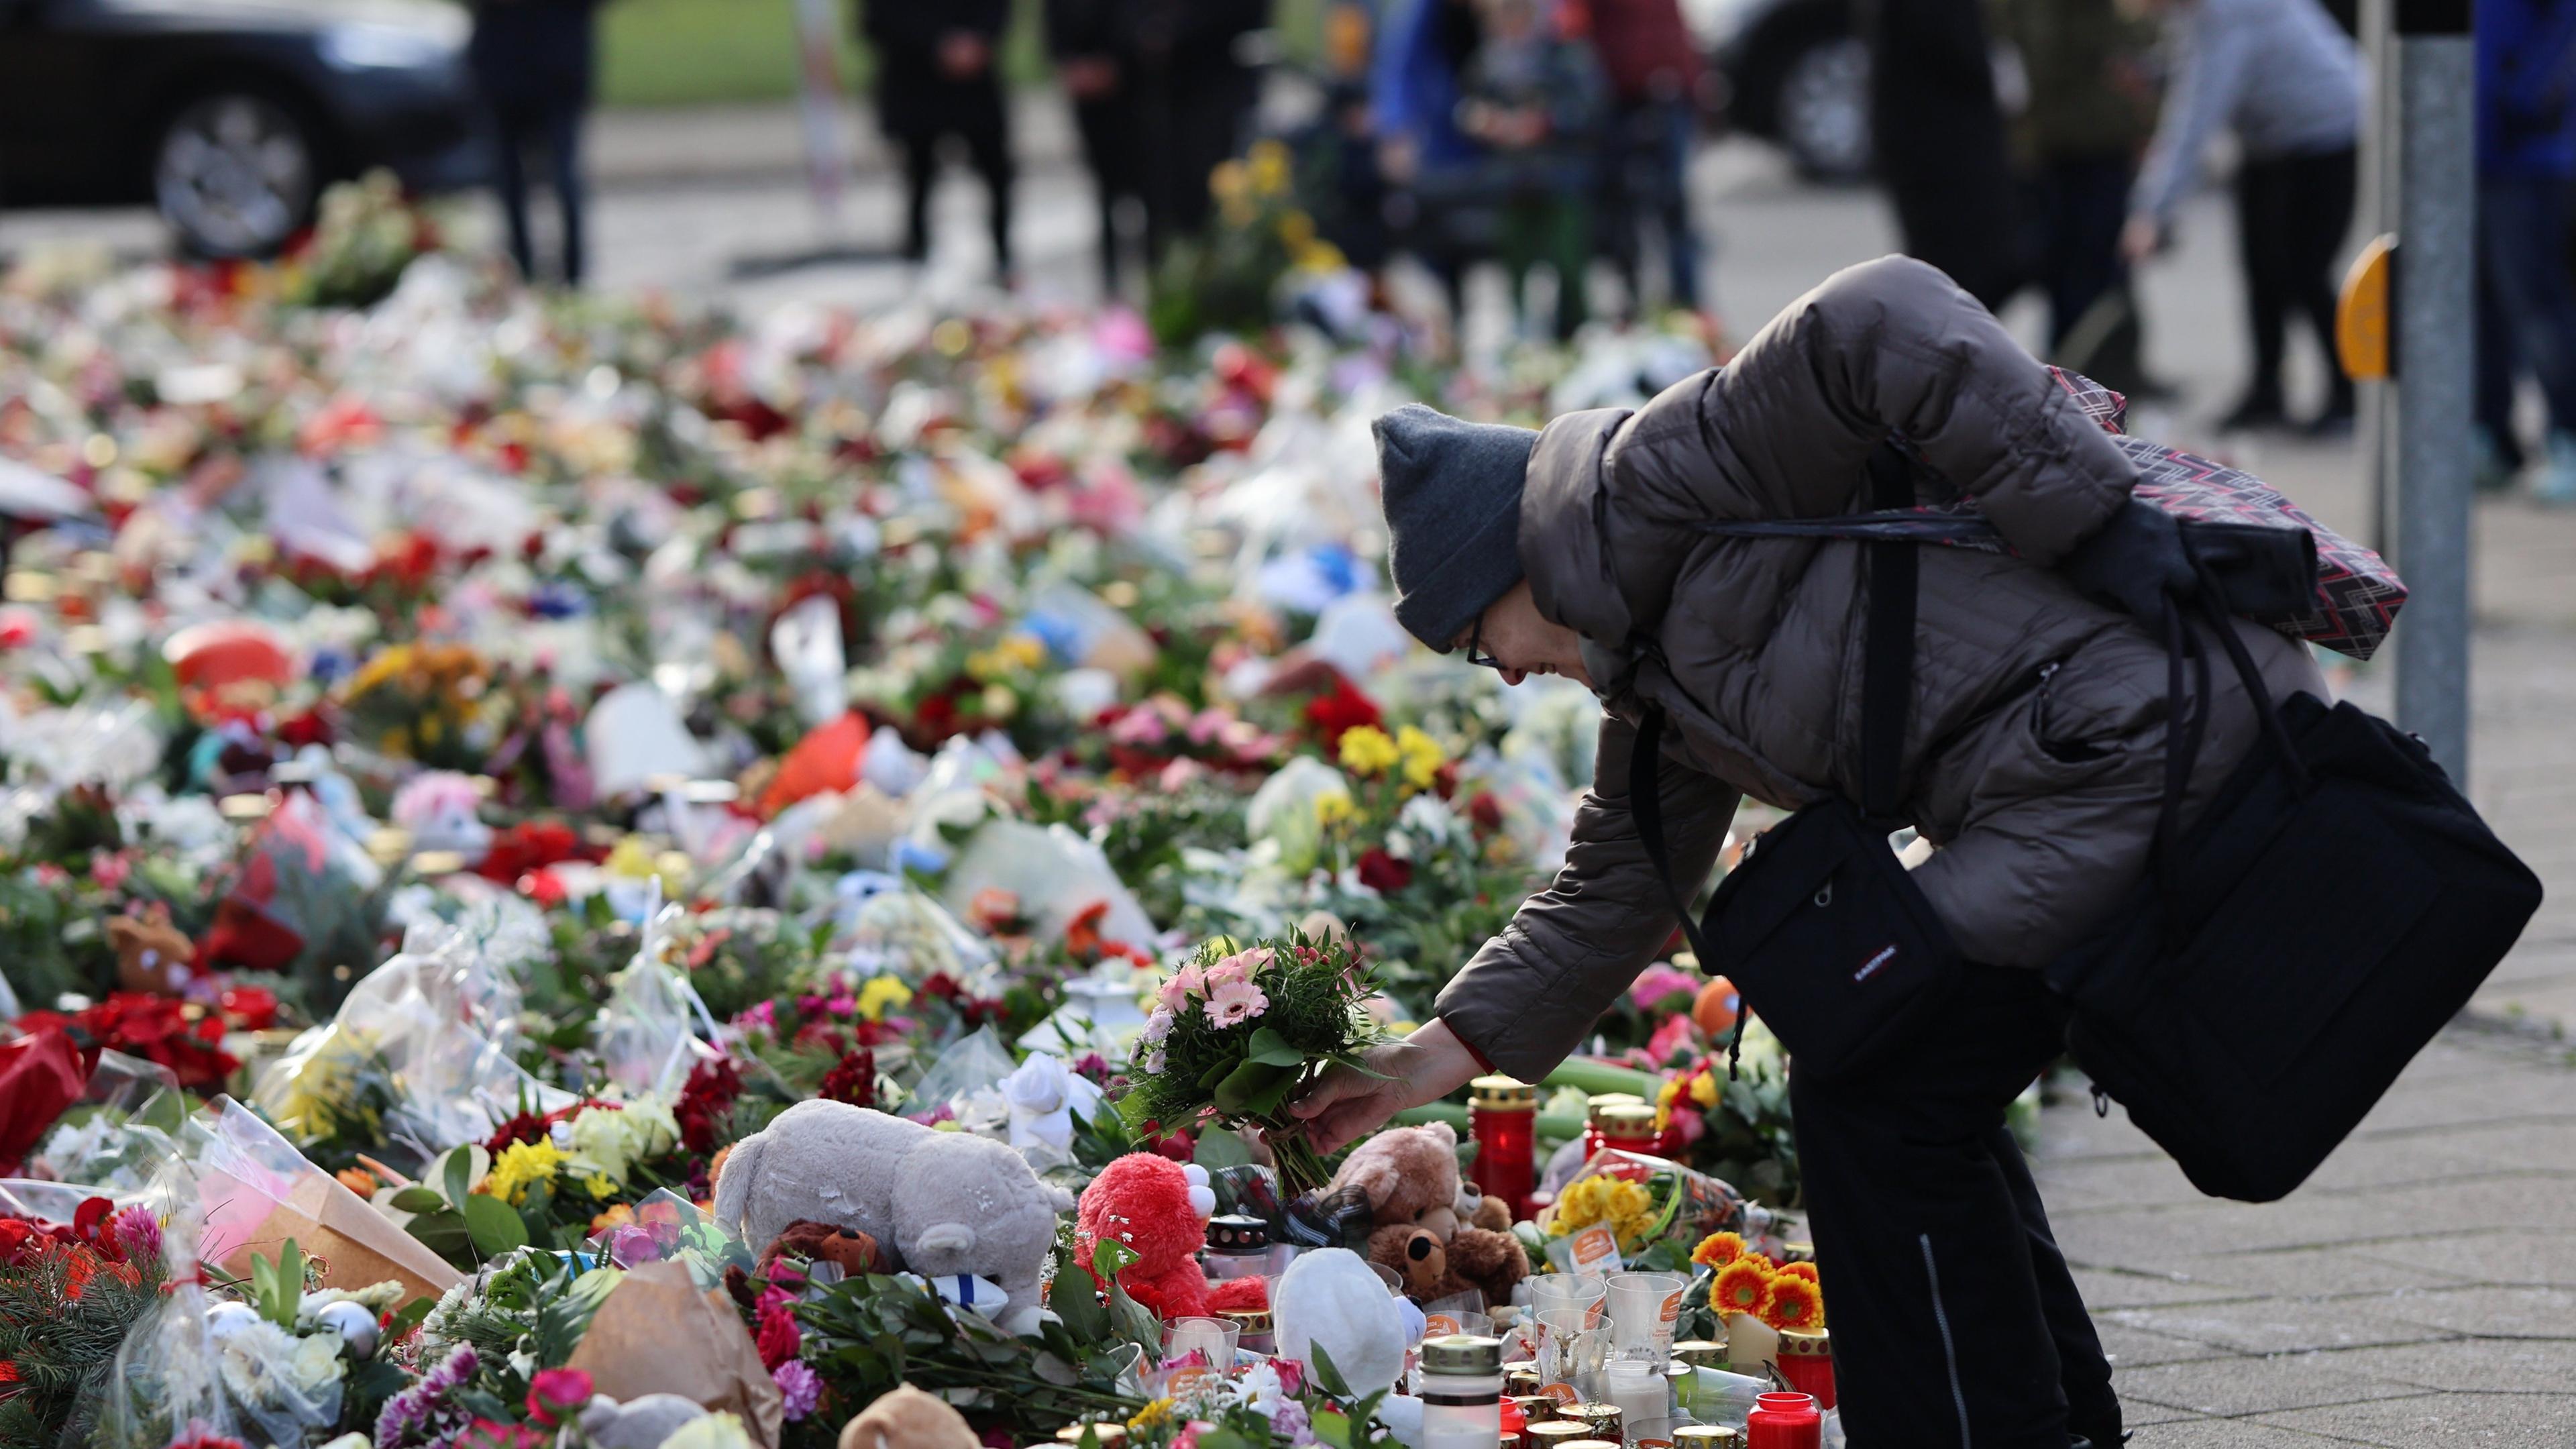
[1046,0,1144,294]
[2474,0,2576,501]
[468,0,604,286]
[1991,0,2164,398]
[1866,0,2026,309]
[862,0,1014,280]
[1588,0,1705,311]
[1120,0,1271,260]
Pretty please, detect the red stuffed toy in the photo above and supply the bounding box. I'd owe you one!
[1075,1153,1216,1320]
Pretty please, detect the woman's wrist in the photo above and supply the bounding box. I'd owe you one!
[1405,1018,1487,1108]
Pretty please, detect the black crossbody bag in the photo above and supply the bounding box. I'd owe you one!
[1631,446,1962,1083]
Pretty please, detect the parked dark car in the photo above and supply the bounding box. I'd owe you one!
[1683,0,1871,180]
[0,0,486,258]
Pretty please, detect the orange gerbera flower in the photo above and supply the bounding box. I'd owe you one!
[1711,1258,1776,1318]
[1739,1251,1777,1276]
[1762,1273,1824,1331]
[1776,1260,1820,1287]
[1692,1232,1747,1269]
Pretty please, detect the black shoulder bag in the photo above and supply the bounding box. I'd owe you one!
[2049,562,2543,1201]
[1631,445,1962,1083]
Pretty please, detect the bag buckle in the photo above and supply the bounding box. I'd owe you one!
[1813,883,1833,908]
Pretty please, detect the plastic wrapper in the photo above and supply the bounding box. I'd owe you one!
[904,1024,1019,1118]
[1550,1149,1770,1259]
[592,904,724,1097]
[936,818,1157,945]
[183,1095,464,1303]
[844,882,994,980]
[252,916,569,1168]
[22,1047,187,1192]
[93,1165,240,1449]
[0,698,163,849]
[197,790,384,979]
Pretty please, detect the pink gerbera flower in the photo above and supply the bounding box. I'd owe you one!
[1205,977,1269,1028]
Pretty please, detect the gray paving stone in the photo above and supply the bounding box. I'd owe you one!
[2304,1339,2576,1396]
[2255,1392,2576,1446]
[2096,1320,2231,1370]
[2074,1267,2268,1311]
[2367,1285,2576,1341]
[2130,1247,2476,1300]
[2127,1415,2381,1446]
[2114,1352,2426,1417]
[2100,1297,2459,1356]
[2348,1230,2576,1291]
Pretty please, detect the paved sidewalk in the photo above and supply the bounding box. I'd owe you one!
[2034,1024,2576,1446]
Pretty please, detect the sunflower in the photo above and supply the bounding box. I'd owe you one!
[1711,1258,1776,1318]
[1691,1231,1747,1269]
[1763,1273,1824,1332]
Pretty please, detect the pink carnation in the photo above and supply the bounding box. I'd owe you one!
[1630,963,1699,1009]
[773,1360,822,1421]
[1159,963,1205,1010]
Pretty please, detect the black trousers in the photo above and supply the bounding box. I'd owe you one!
[2234,146,2357,414]
[492,99,586,285]
[1071,95,1140,293]
[2033,155,2133,352]
[896,106,1014,274]
[1790,966,2118,1449]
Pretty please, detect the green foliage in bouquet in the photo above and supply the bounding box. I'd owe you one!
[1148,140,1343,347]
[0,1234,164,1449]
[1114,928,1387,1198]
[786,1259,1145,1448]
[280,170,438,310]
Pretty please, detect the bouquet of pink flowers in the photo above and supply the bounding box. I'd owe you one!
[1116,929,1387,1197]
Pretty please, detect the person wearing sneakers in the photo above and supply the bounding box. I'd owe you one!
[2120,0,2362,435]
[1290,255,2326,1449]
[2474,0,2576,503]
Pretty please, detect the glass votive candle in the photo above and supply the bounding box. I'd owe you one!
[1159,1316,1240,1395]
[1532,1274,1609,1326]
[1606,1272,1688,1364]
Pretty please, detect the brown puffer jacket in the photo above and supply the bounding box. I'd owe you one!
[1434,256,2326,1082]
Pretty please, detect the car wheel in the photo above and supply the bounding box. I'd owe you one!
[153,93,318,258]
[1775,35,1873,181]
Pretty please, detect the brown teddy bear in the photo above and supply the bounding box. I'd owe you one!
[838,1384,982,1449]
[1366,1223,1529,1308]
[108,914,194,996]
[761,1219,885,1277]
[1328,1122,1529,1303]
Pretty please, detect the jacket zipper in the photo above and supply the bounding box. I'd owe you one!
[1921,1233,1974,1448]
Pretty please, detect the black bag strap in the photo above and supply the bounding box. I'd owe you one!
[1631,439,1919,1075]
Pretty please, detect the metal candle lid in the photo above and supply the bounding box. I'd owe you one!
[1672,1339,1730,1369]
[1778,1328,1831,1358]
[1421,1333,1505,1375]
[1218,1307,1273,1334]
[1206,1214,1269,1253]
[1673,1428,1744,1448]
[1055,1425,1128,1446]
[1590,1102,1659,1137]
[1471,1074,1538,1111]
[1523,1421,1593,1447]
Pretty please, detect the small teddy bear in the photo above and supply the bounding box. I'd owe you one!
[1366,1224,1529,1307]
[1075,1152,1217,1320]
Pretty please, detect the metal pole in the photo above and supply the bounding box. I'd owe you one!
[2390,0,2475,782]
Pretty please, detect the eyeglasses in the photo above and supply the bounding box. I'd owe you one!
[1460,618,1505,672]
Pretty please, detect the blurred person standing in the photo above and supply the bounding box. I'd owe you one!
[1867,0,2025,309]
[1123,0,1271,260]
[1589,0,1705,313]
[2121,0,2361,433]
[468,0,605,286]
[2474,0,2576,501]
[863,0,1015,282]
[1457,0,1608,340]
[1046,0,1143,294]
[1992,0,2163,398]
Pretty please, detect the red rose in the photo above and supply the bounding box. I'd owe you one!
[1303,676,1382,748]
[1356,849,1413,894]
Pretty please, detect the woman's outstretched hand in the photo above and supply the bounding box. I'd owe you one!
[1287,1017,1486,1155]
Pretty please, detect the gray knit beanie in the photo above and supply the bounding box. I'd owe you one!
[1373,404,1538,651]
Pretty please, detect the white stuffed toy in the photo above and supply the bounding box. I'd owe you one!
[1273,1248,1415,1398]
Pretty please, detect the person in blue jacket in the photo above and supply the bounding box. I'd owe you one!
[2475,0,2576,502]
